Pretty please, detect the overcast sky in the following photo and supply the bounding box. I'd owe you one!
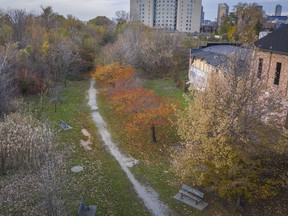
[0,0,287,21]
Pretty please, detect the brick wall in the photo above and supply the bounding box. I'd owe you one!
[254,48,288,127]
[254,48,288,98]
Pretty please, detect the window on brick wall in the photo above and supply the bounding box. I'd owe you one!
[257,58,263,79]
[274,62,282,85]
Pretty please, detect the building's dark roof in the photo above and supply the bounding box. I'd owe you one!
[192,49,227,67]
[254,24,288,54]
[191,45,248,67]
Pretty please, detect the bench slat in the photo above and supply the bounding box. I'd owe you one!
[182,184,204,198]
[179,189,202,202]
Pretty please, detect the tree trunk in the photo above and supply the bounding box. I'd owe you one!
[151,125,157,142]
[285,112,288,129]
[1,155,7,175]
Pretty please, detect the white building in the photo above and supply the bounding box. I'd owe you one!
[130,0,202,33]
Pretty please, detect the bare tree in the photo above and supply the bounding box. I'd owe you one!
[98,22,145,64]
[40,6,56,30]
[6,9,30,44]
[0,43,18,116]
[47,38,80,87]
[137,30,179,78]
[115,10,130,22]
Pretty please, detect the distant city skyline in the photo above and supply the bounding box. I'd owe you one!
[203,1,287,21]
[0,0,286,21]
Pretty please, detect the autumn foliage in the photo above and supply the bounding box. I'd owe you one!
[173,55,288,201]
[93,63,172,142]
[93,62,135,88]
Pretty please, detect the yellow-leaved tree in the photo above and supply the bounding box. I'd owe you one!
[173,52,288,202]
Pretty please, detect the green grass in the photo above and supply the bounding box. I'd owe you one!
[2,76,287,215]
[96,93,239,216]
[41,80,150,215]
[0,79,149,215]
[143,79,190,109]
[144,79,184,100]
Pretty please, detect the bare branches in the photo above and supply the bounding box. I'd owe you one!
[47,38,80,86]
[115,10,130,22]
[6,9,30,44]
[0,43,19,114]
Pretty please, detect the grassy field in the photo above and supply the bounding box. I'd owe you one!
[144,79,184,100]
[144,79,189,109]
[0,79,149,215]
[96,82,239,216]
[2,77,285,215]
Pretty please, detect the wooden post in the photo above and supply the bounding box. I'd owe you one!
[285,112,288,129]
[151,125,157,142]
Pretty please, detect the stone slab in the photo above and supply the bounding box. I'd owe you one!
[71,166,83,173]
[173,192,208,211]
[60,120,72,130]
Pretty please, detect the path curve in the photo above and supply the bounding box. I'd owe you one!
[88,79,172,216]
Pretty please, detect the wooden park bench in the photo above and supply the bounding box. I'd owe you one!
[78,198,97,216]
[173,184,208,210]
[179,184,204,205]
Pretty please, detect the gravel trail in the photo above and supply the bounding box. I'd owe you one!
[88,79,172,216]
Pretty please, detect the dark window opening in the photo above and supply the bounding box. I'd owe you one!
[274,62,282,85]
[257,58,263,79]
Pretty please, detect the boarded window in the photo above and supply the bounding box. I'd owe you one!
[274,62,282,85]
[257,58,263,79]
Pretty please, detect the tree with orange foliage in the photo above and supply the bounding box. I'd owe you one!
[92,62,135,89]
[93,62,172,142]
[111,87,172,142]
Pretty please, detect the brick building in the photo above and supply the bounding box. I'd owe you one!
[188,43,244,90]
[254,25,288,126]
[254,25,288,98]
[188,26,288,126]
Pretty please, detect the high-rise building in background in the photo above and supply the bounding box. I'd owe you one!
[177,0,202,32]
[130,0,202,33]
[257,5,263,14]
[201,6,205,25]
[275,4,282,16]
[217,3,229,24]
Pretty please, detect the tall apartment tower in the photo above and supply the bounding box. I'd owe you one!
[201,6,205,25]
[217,3,229,24]
[154,0,178,30]
[130,0,202,33]
[275,4,282,16]
[130,0,155,27]
[177,0,202,32]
